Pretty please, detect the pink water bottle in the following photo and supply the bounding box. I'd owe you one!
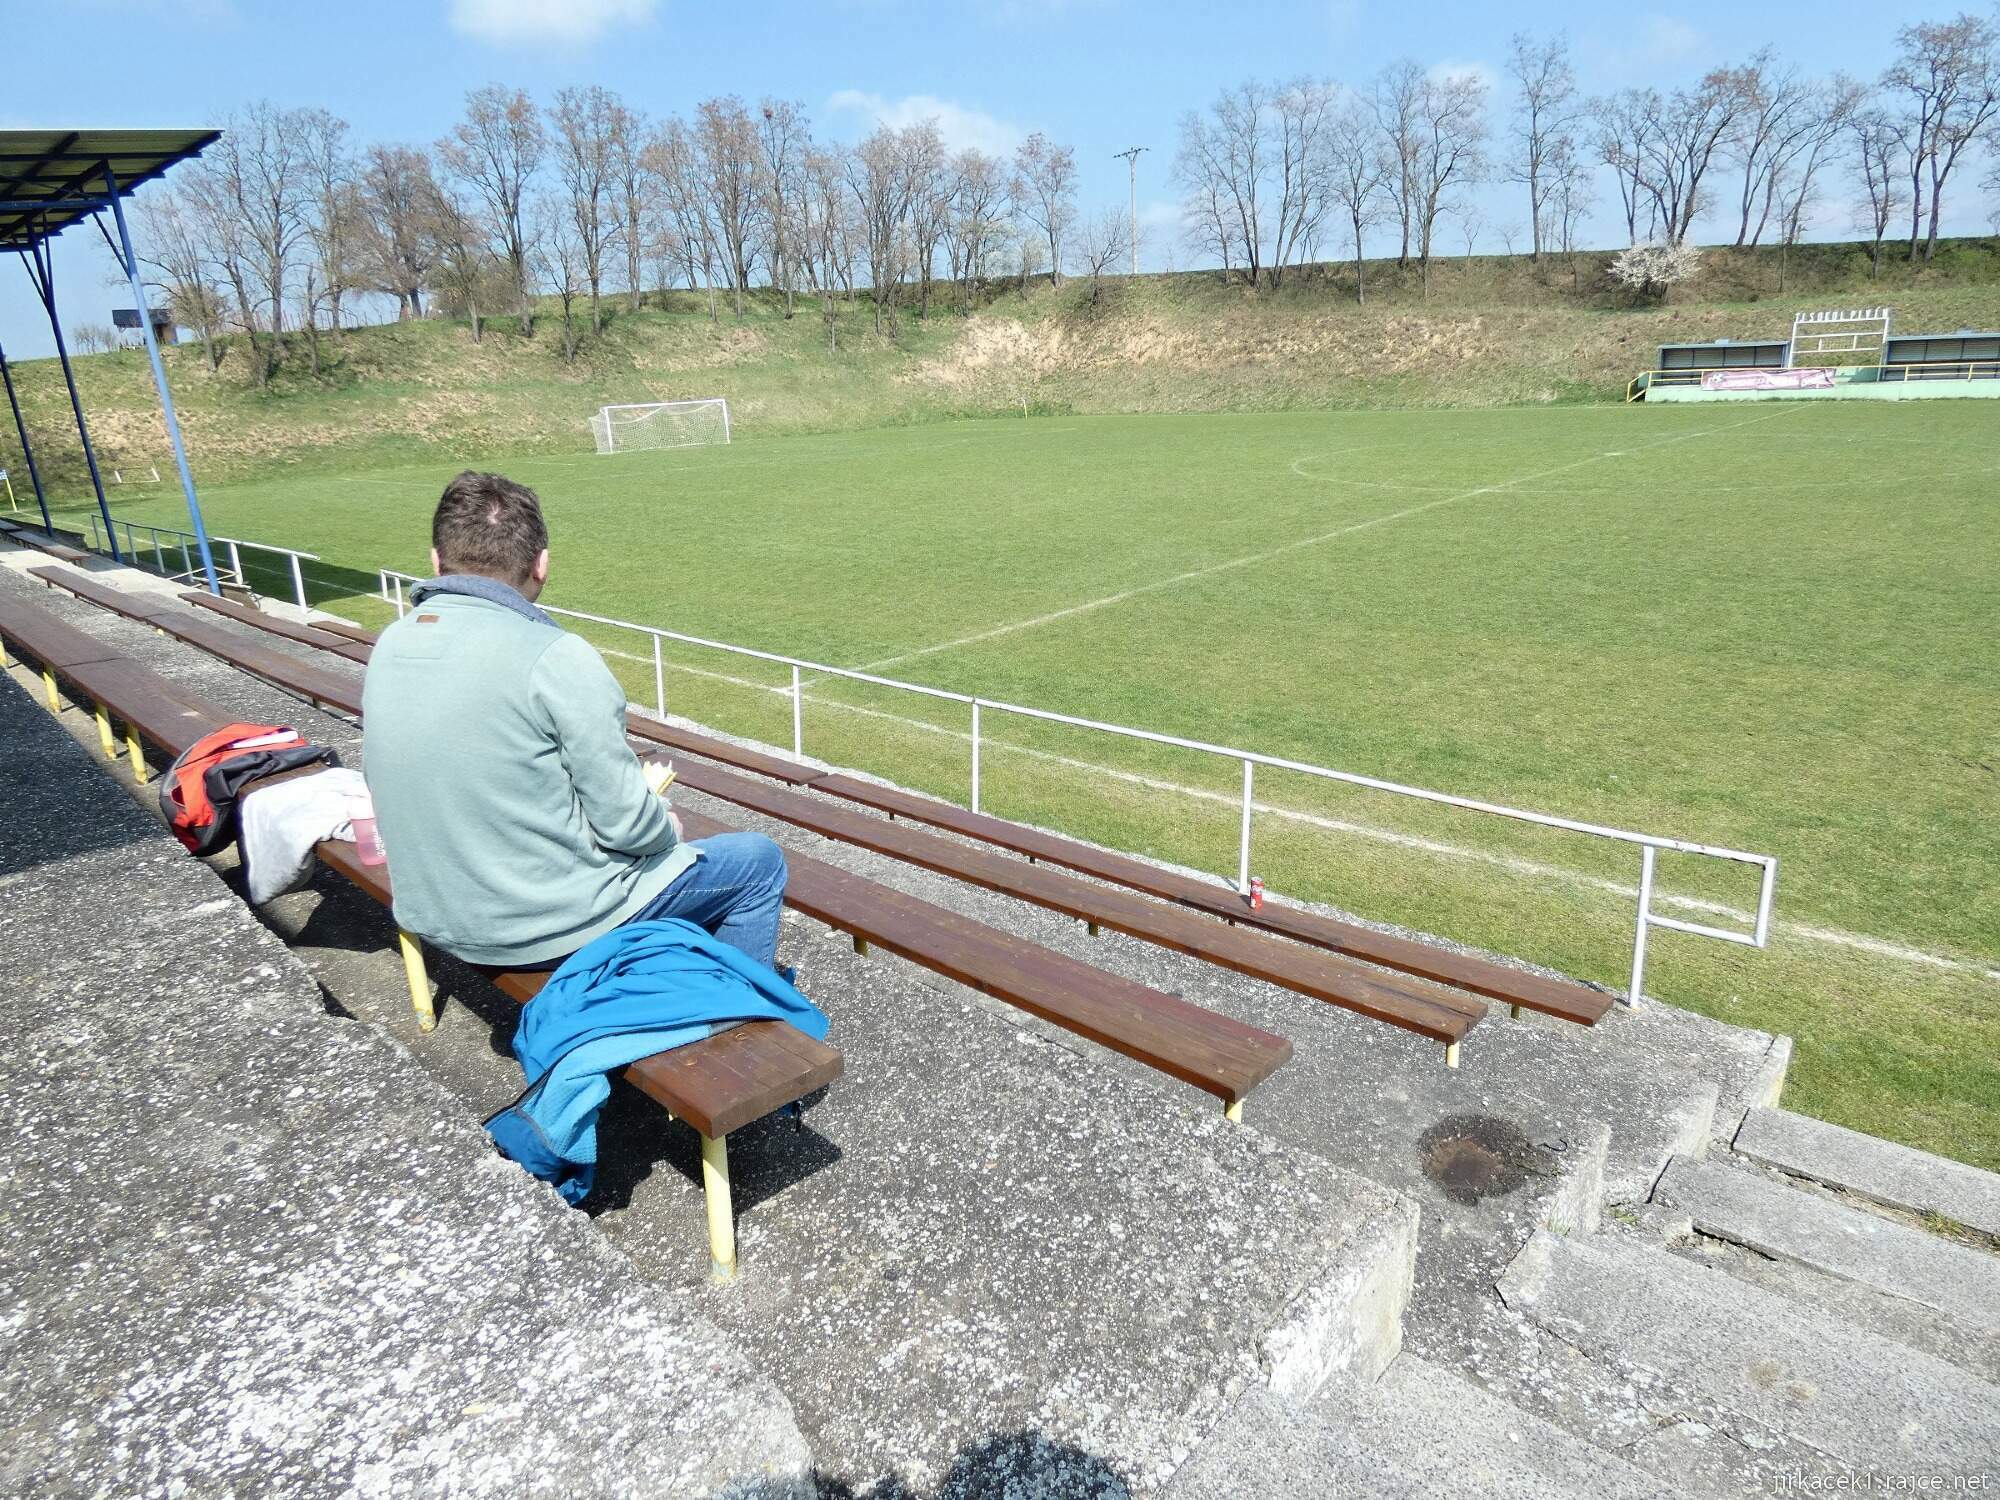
[352,789,386,866]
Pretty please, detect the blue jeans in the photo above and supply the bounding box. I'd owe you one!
[623,832,788,969]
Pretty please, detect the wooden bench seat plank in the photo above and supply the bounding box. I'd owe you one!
[305,617,380,646]
[181,591,375,665]
[816,773,1612,1027]
[29,564,175,624]
[669,757,1481,1045]
[0,602,128,671]
[313,835,841,1141]
[627,714,826,787]
[673,806,1290,1103]
[62,659,229,756]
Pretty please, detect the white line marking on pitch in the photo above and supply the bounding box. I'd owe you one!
[844,406,1800,677]
[607,636,1994,984]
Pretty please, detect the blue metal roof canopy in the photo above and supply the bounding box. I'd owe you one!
[0,129,223,591]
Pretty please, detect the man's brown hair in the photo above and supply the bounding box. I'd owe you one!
[432,471,548,589]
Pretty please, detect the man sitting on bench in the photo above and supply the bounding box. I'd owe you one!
[363,471,789,973]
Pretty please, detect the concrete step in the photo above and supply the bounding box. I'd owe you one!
[1657,1155,2000,1332]
[1168,1352,1660,1499]
[1498,1227,2000,1475]
[1735,1105,2000,1239]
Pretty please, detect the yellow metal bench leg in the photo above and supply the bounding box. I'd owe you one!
[93,705,117,758]
[852,934,870,957]
[1223,1099,1244,1124]
[41,667,60,712]
[398,929,437,1032]
[1509,1003,1523,1021]
[701,1130,737,1282]
[124,725,147,782]
[1445,1042,1461,1070]
[0,638,9,666]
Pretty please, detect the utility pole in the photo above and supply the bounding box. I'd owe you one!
[1113,146,1147,276]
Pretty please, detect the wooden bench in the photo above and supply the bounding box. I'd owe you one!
[812,775,1613,1027]
[667,756,1482,1059]
[28,563,175,626]
[56,575,1295,1113]
[0,592,843,1281]
[9,528,92,565]
[181,590,374,665]
[132,590,1573,1045]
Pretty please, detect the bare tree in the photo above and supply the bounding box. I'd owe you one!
[133,189,228,371]
[1323,95,1390,303]
[695,96,761,318]
[1766,78,1866,256]
[1075,207,1130,305]
[188,102,313,385]
[942,148,1010,313]
[1174,83,1268,285]
[549,85,620,334]
[1884,13,2000,262]
[901,121,951,316]
[1411,70,1489,294]
[1506,33,1582,260]
[846,126,918,334]
[1495,219,1523,255]
[1637,67,1751,244]
[438,85,544,334]
[1722,51,1809,245]
[296,108,358,336]
[1593,89,1654,244]
[423,177,494,341]
[1269,77,1338,287]
[532,196,585,363]
[1850,108,1906,277]
[756,99,811,319]
[1375,61,1426,265]
[644,116,722,321]
[1546,138,1595,261]
[1452,203,1485,263]
[607,100,650,316]
[356,145,438,319]
[799,143,856,349]
[1013,131,1077,287]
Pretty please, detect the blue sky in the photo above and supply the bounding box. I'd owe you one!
[0,0,1985,357]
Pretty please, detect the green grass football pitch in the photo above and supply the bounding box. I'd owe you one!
[67,401,2000,1167]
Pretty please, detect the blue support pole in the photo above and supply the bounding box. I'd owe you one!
[0,341,55,533]
[18,239,121,560]
[101,166,219,593]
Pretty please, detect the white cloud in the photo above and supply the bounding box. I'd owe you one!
[825,91,1024,156]
[446,0,657,47]
[1428,59,1500,96]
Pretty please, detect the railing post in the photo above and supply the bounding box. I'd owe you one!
[1628,844,1658,1006]
[791,665,803,758]
[652,633,665,716]
[179,536,192,579]
[970,700,983,814]
[1238,759,1255,894]
[288,551,307,611]
[227,540,243,589]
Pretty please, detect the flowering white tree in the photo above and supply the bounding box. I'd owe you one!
[1609,240,1703,300]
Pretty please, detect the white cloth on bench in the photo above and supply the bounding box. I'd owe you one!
[241,767,367,903]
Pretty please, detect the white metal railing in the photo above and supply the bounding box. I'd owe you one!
[380,566,1778,1004]
[87,517,320,611]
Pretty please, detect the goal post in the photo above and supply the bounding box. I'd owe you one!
[589,399,732,455]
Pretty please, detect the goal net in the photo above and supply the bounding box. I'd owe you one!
[588,399,732,455]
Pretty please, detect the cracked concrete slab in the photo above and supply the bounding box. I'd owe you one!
[0,667,813,1500]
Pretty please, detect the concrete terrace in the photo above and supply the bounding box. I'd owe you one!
[0,548,1994,1498]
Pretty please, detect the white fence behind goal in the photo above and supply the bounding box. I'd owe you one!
[589,399,732,455]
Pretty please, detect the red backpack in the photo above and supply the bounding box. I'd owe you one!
[159,723,340,855]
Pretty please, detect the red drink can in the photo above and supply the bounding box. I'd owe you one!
[1249,876,1264,911]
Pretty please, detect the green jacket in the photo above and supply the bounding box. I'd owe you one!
[361,591,697,967]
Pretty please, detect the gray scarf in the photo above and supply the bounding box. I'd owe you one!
[410,573,556,627]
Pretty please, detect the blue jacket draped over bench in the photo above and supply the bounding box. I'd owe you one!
[485,918,831,1204]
